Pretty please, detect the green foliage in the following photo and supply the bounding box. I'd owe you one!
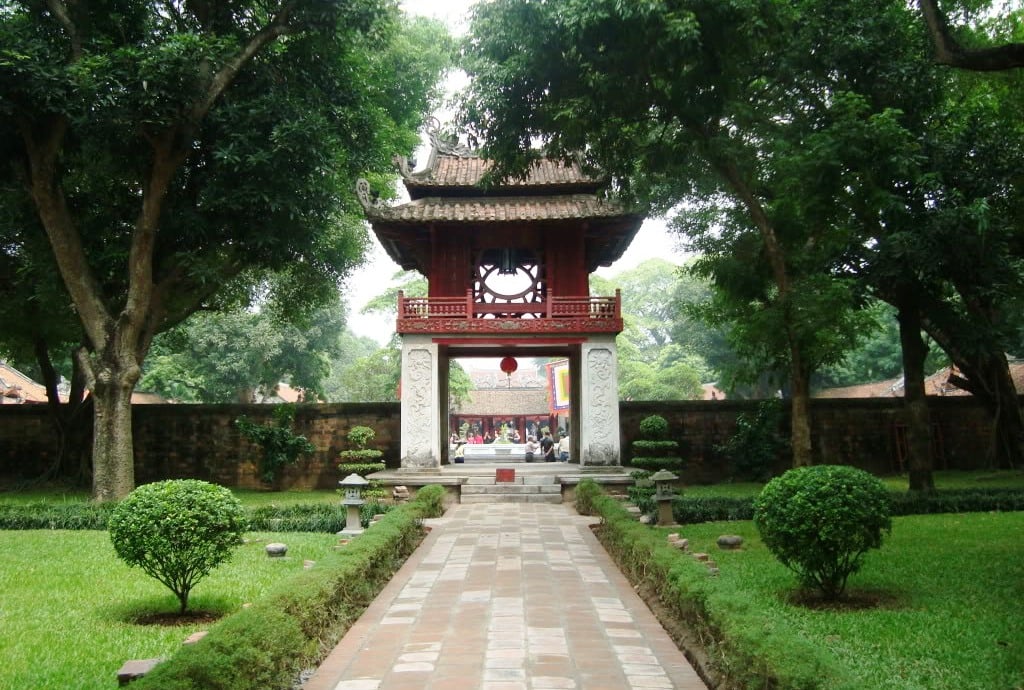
[626,470,656,516]
[141,303,347,403]
[638,415,669,439]
[108,480,247,614]
[132,487,444,690]
[346,426,376,449]
[754,466,892,600]
[236,405,316,485]
[717,398,790,481]
[631,414,684,473]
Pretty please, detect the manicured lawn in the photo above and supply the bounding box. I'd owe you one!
[0,530,339,690]
[666,511,1024,689]
[0,486,340,506]
[682,469,1024,498]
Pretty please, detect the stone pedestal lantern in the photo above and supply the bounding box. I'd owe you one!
[338,473,369,537]
[650,469,679,526]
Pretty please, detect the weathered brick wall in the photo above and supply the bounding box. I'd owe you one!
[620,397,1005,484]
[0,403,400,490]
[0,397,1009,488]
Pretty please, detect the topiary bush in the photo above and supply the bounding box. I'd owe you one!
[631,415,684,473]
[639,414,669,439]
[109,480,247,614]
[753,465,892,600]
[339,425,386,500]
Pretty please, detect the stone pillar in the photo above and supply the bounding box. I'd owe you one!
[579,336,620,466]
[400,335,441,470]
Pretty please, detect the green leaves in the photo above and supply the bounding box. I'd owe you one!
[108,480,247,614]
[754,465,892,599]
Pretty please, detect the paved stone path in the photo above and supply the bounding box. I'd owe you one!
[303,503,707,690]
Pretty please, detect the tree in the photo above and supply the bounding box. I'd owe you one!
[141,301,347,402]
[0,3,451,500]
[461,0,869,465]
[108,479,247,614]
[918,0,1024,71]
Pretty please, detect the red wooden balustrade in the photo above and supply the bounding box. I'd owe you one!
[397,289,621,322]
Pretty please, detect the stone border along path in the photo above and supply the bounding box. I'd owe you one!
[303,503,707,690]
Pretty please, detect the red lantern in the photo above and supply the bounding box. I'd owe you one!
[500,356,518,389]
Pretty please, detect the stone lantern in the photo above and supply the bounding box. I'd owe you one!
[338,473,369,537]
[650,469,679,526]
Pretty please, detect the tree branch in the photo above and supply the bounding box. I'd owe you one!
[44,0,83,59]
[191,1,300,121]
[18,115,113,349]
[918,0,1024,71]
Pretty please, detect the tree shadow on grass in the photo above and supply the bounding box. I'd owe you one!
[104,595,234,627]
[784,588,906,611]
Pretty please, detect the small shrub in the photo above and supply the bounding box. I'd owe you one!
[717,398,788,481]
[109,480,247,613]
[639,414,669,439]
[754,465,892,600]
[236,405,316,485]
[626,470,656,516]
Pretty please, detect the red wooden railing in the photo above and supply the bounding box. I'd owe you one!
[397,289,621,323]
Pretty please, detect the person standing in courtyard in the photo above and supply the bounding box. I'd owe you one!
[541,431,556,462]
[557,431,570,462]
[524,435,539,462]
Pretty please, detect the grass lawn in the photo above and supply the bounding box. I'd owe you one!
[0,530,339,690]
[681,469,1024,498]
[667,511,1024,689]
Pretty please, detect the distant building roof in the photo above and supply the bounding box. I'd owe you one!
[0,362,50,404]
[815,362,1024,398]
[453,388,550,416]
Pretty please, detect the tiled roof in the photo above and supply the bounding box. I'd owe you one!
[366,194,629,223]
[815,362,1024,398]
[405,154,596,188]
[454,388,550,416]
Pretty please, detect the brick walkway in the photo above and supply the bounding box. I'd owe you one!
[303,503,707,690]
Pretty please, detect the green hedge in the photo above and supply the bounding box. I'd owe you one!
[576,479,854,689]
[629,456,685,472]
[131,484,446,690]
[0,502,114,530]
[0,501,400,532]
[631,440,679,453]
[671,487,1024,524]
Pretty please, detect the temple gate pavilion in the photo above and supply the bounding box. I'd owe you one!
[356,123,643,470]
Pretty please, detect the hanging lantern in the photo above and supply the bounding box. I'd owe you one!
[500,356,518,389]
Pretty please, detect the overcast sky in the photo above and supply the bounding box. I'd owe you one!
[344,0,686,345]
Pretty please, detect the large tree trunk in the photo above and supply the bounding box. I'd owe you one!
[896,306,935,491]
[789,362,813,467]
[940,347,1023,469]
[35,340,92,484]
[89,353,141,502]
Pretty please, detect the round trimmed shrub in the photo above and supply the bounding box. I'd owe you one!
[109,479,247,613]
[639,414,669,439]
[753,465,892,600]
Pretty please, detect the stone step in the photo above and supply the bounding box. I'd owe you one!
[464,476,557,486]
[460,493,563,504]
[461,484,561,495]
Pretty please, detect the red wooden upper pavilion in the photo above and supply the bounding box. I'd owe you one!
[356,123,643,469]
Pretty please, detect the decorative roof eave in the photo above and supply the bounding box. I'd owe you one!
[360,194,637,224]
[393,118,606,195]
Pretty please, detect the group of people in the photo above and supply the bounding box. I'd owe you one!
[524,430,570,462]
[450,428,572,463]
[450,429,523,445]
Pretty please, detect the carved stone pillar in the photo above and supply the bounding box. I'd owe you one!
[399,335,441,470]
[579,336,620,466]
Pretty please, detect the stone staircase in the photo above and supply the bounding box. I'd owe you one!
[459,472,562,504]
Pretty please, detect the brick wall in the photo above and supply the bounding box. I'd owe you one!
[0,397,1009,488]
